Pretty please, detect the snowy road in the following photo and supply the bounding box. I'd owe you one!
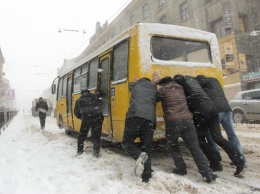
[0,113,260,194]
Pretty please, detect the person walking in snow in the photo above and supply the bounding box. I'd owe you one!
[196,75,247,164]
[122,77,160,183]
[74,89,104,157]
[35,97,48,129]
[155,76,217,183]
[173,74,246,177]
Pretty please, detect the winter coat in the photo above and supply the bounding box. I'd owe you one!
[174,75,217,113]
[74,91,103,120]
[126,78,160,123]
[35,101,48,113]
[158,81,192,122]
[196,76,232,112]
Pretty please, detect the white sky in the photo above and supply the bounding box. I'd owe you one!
[1,113,260,194]
[0,0,131,111]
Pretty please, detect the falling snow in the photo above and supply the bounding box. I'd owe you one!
[0,112,260,194]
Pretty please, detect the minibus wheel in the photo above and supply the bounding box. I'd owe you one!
[65,129,71,135]
[59,115,64,129]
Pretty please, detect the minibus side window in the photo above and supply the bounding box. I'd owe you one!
[79,63,88,90]
[73,68,81,93]
[89,57,98,89]
[112,39,129,82]
[57,77,63,99]
[62,75,67,97]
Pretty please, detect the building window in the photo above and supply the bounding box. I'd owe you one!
[247,55,256,73]
[158,0,165,7]
[130,15,135,26]
[180,2,189,20]
[143,4,148,19]
[239,16,246,33]
[221,59,226,70]
[211,19,225,38]
[159,15,167,24]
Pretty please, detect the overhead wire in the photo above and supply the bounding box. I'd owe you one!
[0,1,133,60]
[68,0,101,32]
[67,0,132,58]
[68,0,215,59]
[107,0,132,23]
[66,0,108,59]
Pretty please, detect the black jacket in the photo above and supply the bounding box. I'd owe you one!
[174,75,217,113]
[196,76,231,112]
[74,91,103,120]
[126,78,160,123]
[35,101,48,114]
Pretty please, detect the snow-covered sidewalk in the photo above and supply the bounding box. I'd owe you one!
[0,113,260,194]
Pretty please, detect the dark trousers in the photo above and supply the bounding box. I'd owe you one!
[166,120,213,177]
[39,112,46,128]
[77,116,103,155]
[193,110,244,166]
[122,117,155,174]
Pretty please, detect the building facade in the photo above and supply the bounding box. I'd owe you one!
[79,0,260,100]
[1,78,15,109]
[0,47,16,110]
[0,47,4,105]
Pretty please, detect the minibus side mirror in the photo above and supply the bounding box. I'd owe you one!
[52,84,56,94]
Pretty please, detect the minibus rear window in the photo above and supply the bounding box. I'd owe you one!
[151,36,211,63]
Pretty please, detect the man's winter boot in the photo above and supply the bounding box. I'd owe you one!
[234,164,247,177]
[172,168,187,176]
[77,142,84,155]
[135,152,148,177]
[93,150,100,158]
[210,162,223,172]
[205,173,218,183]
[142,170,152,183]
[93,144,100,158]
[77,150,83,155]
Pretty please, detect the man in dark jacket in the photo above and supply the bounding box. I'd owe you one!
[157,76,217,183]
[173,74,246,177]
[35,97,48,129]
[196,75,247,164]
[122,77,160,183]
[74,89,104,157]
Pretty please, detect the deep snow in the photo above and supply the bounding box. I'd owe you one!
[0,112,260,194]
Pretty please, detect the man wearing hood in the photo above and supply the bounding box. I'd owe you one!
[74,89,104,157]
[173,74,246,177]
[156,76,217,183]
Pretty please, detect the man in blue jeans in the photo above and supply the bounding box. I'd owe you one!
[174,74,246,177]
[196,75,247,165]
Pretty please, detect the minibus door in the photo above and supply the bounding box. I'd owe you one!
[66,74,74,130]
[99,54,113,139]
